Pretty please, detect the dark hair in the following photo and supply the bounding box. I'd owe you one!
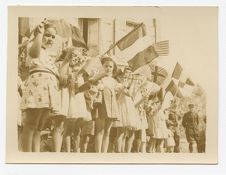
[44,22,57,31]
[101,57,117,75]
[116,66,131,79]
[188,103,194,108]
[124,66,132,73]
[61,47,86,61]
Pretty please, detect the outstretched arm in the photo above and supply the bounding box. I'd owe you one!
[28,23,45,58]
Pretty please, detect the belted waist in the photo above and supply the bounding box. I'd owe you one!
[29,69,59,80]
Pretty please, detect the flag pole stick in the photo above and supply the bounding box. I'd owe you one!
[100,22,144,58]
[162,90,168,102]
[174,88,179,98]
[147,82,155,97]
[113,18,116,55]
[153,18,157,43]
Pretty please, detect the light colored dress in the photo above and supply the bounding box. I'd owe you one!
[59,64,91,121]
[136,104,148,130]
[98,76,120,120]
[148,109,168,139]
[165,129,176,147]
[21,48,60,114]
[68,74,91,121]
[133,86,148,130]
[116,92,139,128]
[115,76,140,129]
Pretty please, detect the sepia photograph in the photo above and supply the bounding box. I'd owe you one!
[6,6,218,163]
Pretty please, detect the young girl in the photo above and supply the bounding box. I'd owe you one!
[133,79,149,153]
[134,100,148,153]
[114,67,138,153]
[20,22,61,152]
[59,47,91,152]
[81,83,100,152]
[166,128,175,153]
[95,57,121,153]
[148,97,168,153]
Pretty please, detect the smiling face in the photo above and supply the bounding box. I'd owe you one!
[42,27,56,49]
[103,60,114,76]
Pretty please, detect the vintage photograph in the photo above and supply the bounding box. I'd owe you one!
[7,6,218,163]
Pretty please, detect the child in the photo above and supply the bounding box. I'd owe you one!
[20,22,61,152]
[95,57,121,153]
[146,98,158,153]
[165,100,180,153]
[80,83,99,152]
[147,97,168,153]
[58,47,91,152]
[133,86,149,153]
[155,104,169,153]
[114,67,138,153]
[166,128,176,153]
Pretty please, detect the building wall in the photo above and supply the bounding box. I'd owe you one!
[98,18,140,58]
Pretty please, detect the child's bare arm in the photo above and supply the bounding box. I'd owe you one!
[28,23,45,58]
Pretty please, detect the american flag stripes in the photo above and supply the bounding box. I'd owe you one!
[153,40,169,56]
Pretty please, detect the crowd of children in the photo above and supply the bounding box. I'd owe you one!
[17,21,206,153]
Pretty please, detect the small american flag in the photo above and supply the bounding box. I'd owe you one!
[153,40,169,56]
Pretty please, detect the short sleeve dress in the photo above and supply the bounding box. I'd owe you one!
[97,76,120,120]
[58,63,91,121]
[21,48,60,114]
[148,109,168,139]
[67,72,92,121]
[114,76,140,129]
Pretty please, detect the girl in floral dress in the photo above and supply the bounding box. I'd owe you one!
[20,22,61,152]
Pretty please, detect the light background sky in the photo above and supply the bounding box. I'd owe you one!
[114,6,217,107]
[156,7,217,89]
[0,1,226,175]
[154,7,218,103]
